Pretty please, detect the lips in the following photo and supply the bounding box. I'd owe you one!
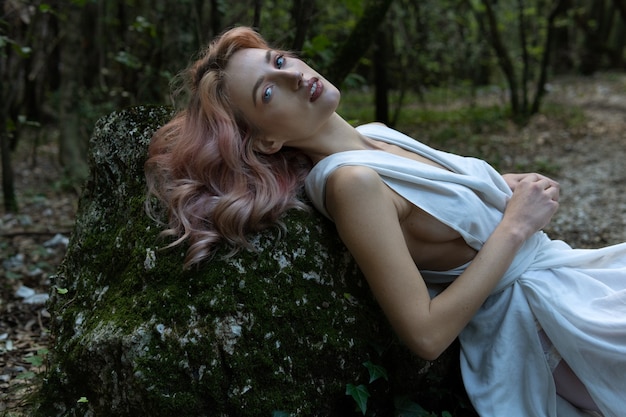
[309,78,323,102]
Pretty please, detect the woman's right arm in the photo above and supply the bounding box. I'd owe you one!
[325,166,559,360]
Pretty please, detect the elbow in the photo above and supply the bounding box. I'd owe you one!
[406,336,448,361]
[417,346,446,362]
[391,312,457,361]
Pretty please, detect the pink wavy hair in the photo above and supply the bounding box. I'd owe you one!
[145,27,312,269]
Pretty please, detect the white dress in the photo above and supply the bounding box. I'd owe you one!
[304,124,626,417]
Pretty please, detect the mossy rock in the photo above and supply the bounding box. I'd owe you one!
[37,106,472,417]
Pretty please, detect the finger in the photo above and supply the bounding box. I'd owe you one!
[538,179,548,188]
[546,186,560,201]
[542,179,560,190]
[537,174,559,189]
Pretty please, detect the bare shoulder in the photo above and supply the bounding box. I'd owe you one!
[327,164,381,187]
[326,165,387,211]
[325,165,402,230]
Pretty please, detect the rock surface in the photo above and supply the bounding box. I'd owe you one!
[36,107,468,417]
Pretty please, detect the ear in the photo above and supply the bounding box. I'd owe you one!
[253,137,283,154]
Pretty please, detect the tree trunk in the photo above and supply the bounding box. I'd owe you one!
[0,79,17,212]
[1,134,18,213]
[614,0,626,22]
[374,27,390,125]
[475,0,521,116]
[58,2,89,185]
[325,0,394,87]
[1,3,19,213]
[576,0,611,75]
[532,0,571,114]
[291,0,316,51]
[252,0,262,29]
[517,0,529,112]
[210,0,223,38]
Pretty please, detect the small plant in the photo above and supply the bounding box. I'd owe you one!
[345,382,370,415]
[394,395,453,417]
[16,348,49,381]
[270,411,291,417]
[346,361,387,415]
[346,361,454,416]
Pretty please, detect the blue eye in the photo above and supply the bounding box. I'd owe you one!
[275,55,285,69]
[262,86,273,103]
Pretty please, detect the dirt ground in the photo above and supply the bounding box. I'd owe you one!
[526,74,626,247]
[1,73,625,415]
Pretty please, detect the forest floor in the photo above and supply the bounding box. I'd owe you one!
[1,72,625,416]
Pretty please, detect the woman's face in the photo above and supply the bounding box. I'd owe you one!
[225,48,341,152]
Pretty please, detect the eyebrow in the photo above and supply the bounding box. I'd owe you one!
[252,50,272,107]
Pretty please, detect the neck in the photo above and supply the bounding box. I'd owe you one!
[298,113,375,164]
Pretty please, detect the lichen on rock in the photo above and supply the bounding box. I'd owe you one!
[36,106,469,417]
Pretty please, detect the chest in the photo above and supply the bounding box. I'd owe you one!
[388,186,477,271]
[377,141,448,171]
[375,141,481,270]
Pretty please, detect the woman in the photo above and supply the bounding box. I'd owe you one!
[145,27,626,416]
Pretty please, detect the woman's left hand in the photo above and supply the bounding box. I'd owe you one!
[502,173,560,201]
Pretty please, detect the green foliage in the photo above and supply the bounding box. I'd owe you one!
[24,349,49,368]
[346,383,370,415]
[339,86,510,141]
[271,411,291,417]
[346,361,452,416]
[15,348,49,381]
[39,106,434,417]
[394,395,433,417]
[345,0,365,16]
[130,15,156,37]
[364,360,388,383]
[114,51,142,69]
[70,0,94,6]
[302,34,335,70]
[1,0,623,164]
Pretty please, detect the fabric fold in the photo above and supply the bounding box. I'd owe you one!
[305,123,626,417]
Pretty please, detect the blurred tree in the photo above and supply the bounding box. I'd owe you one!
[58,1,89,184]
[325,0,394,86]
[615,0,626,21]
[374,26,390,124]
[468,0,570,120]
[1,121,17,212]
[209,0,224,38]
[574,0,625,74]
[1,6,20,212]
[291,0,316,51]
[532,0,572,113]
[252,0,261,28]
[1,0,56,211]
[2,0,626,205]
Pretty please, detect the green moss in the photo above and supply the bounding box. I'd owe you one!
[37,106,469,417]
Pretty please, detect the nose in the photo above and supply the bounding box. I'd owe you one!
[275,70,303,90]
[289,71,303,89]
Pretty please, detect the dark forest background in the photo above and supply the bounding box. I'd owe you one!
[2,0,626,212]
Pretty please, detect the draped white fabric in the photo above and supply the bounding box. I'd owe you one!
[305,124,626,416]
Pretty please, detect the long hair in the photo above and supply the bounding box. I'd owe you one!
[145,27,312,269]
